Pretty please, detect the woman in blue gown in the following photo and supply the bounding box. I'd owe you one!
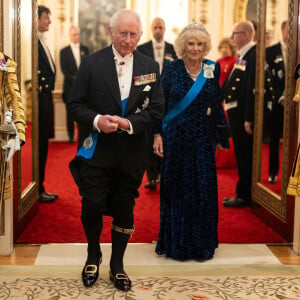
[153,23,229,260]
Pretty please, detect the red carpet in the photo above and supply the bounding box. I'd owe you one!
[17,141,285,244]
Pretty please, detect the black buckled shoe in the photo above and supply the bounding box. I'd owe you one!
[39,192,56,203]
[109,270,131,291]
[82,257,102,287]
[223,197,250,208]
[268,175,277,184]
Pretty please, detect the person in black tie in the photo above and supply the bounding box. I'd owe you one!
[60,26,89,144]
[137,17,177,190]
[265,20,288,183]
[68,9,164,290]
[37,5,58,203]
[222,21,256,208]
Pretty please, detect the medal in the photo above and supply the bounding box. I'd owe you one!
[83,135,93,149]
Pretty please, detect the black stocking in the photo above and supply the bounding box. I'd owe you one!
[110,229,130,275]
[81,201,103,265]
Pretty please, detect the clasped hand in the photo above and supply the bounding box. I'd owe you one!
[97,115,129,133]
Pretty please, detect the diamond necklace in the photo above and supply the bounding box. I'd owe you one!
[185,61,203,79]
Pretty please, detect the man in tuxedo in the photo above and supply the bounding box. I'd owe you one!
[222,21,256,208]
[37,5,58,203]
[60,26,89,143]
[137,17,177,190]
[266,20,288,183]
[68,9,164,290]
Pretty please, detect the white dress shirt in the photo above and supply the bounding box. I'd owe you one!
[70,42,81,68]
[38,31,55,73]
[152,40,164,74]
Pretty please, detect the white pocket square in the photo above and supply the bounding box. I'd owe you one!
[143,85,151,92]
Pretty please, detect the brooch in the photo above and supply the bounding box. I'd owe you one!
[203,63,215,78]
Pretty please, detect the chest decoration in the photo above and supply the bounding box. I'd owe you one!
[0,58,7,71]
[277,70,284,79]
[83,135,93,149]
[164,53,174,61]
[203,63,215,78]
[76,131,98,159]
[134,73,156,86]
[135,97,149,113]
[234,58,247,71]
[274,56,283,64]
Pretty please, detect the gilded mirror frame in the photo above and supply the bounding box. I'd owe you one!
[252,0,297,229]
[14,0,38,231]
[0,1,3,51]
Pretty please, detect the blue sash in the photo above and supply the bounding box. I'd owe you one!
[77,131,98,159]
[121,98,128,117]
[162,60,215,130]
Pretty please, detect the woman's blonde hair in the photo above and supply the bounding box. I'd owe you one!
[217,37,237,56]
[174,23,212,58]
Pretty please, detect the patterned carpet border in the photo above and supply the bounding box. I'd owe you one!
[1,265,300,299]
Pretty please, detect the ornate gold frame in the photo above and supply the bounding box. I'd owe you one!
[0,1,3,51]
[252,0,297,226]
[14,0,38,227]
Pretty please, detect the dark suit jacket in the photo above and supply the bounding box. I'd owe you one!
[38,39,56,138]
[222,44,256,124]
[137,40,177,73]
[266,42,285,100]
[60,44,89,102]
[68,45,165,179]
[38,39,56,92]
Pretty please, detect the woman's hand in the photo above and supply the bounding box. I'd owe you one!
[216,143,224,149]
[153,134,164,158]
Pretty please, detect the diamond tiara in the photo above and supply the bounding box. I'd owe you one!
[182,23,206,33]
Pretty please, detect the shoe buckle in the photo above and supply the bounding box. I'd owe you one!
[84,264,97,274]
[115,273,129,280]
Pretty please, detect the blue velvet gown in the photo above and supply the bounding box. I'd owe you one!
[155,59,228,260]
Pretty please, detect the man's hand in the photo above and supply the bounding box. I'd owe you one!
[113,115,130,131]
[244,121,253,135]
[97,115,119,133]
[153,134,163,158]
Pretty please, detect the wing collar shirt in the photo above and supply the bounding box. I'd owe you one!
[152,39,164,74]
[93,45,134,134]
[38,31,55,73]
[237,41,255,60]
[70,42,80,68]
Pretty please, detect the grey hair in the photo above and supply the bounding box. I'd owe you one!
[174,23,212,58]
[110,9,143,34]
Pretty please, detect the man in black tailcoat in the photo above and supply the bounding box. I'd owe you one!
[37,5,58,203]
[265,20,288,183]
[68,9,164,290]
[137,17,177,190]
[222,21,256,207]
[60,25,89,143]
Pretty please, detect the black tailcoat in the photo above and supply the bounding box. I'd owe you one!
[60,44,90,102]
[221,45,256,200]
[137,41,177,73]
[38,39,56,193]
[68,46,164,212]
[265,42,285,176]
[60,44,89,141]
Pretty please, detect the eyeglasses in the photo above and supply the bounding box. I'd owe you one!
[232,31,245,36]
